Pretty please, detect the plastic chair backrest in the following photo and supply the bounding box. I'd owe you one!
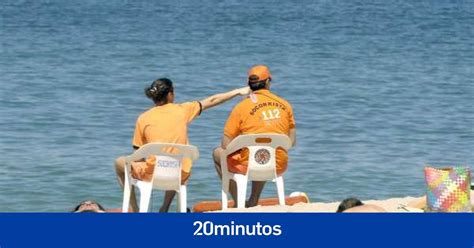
[126,143,199,191]
[225,134,291,181]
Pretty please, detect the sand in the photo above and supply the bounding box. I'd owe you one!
[217,192,474,212]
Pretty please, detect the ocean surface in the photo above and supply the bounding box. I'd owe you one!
[0,0,472,212]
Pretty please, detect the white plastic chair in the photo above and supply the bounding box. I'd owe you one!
[122,143,199,213]
[220,134,292,209]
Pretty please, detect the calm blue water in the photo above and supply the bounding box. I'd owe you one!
[0,0,473,212]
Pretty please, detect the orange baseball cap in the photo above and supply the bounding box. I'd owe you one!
[248,65,272,82]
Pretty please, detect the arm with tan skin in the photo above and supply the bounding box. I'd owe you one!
[289,128,296,147]
[200,87,251,111]
[221,135,232,149]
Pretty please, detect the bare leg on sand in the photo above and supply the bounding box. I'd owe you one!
[213,147,265,208]
[114,156,139,212]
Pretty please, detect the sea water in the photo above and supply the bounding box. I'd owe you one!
[0,0,472,211]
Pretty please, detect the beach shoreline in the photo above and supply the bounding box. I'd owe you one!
[214,193,474,213]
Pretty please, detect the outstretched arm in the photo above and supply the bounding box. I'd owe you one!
[200,87,250,111]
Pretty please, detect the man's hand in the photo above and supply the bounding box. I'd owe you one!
[236,86,251,96]
[200,86,251,111]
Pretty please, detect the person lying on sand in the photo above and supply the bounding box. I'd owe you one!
[336,197,386,213]
[73,200,106,213]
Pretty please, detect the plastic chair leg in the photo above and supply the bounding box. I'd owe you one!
[122,178,132,213]
[275,176,285,206]
[139,183,153,213]
[235,177,248,209]
[178,185,187,213]
[221,174,231,210]
[221,189,229,210]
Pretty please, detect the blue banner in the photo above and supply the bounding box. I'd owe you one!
[0,213,472,248]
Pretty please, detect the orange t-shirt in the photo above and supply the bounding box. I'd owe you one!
[131,102,201,182]
[223,89,295,175]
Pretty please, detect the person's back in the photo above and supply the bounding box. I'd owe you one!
[228,90,293,136]
[134,102,201,146]
[342,204,386,213]
[213,65,296,207]
[131,102,201,183]
[224,89,295,175]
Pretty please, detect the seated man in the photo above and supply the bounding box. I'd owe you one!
[336,197,386,213]
[213,65,296,208]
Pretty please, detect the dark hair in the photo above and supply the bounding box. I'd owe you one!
[336,197,364,213]
[145,78,174,104]
[72,200,105,213]
[248,75,270,91]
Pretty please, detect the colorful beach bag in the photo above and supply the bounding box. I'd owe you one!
[424,166,471,212]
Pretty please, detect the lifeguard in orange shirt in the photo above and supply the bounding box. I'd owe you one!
[213,65,296,208]
[115,78,250,212]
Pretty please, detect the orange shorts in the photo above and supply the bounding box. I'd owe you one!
[226,148,288,176]
[131,156,190,185]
